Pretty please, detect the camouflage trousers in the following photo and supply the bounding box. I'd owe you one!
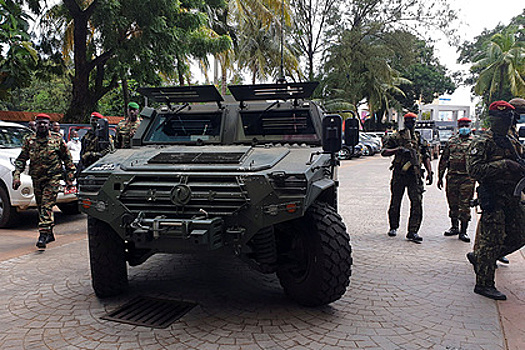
[445,174,475,222]
[472,196,525,287]
[388,172,424,233]
[32,176,61,232]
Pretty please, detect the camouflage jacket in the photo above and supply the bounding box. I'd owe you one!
[80,129,113,167]
[438,134,473,178]
[115,119,141,149]
[467,130,524,189]
[13,131,76,182]
[382,129,430,175]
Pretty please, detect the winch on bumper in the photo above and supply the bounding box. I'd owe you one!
[125,211,224,250]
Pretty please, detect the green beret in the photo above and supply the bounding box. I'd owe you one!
[128,102,140,110]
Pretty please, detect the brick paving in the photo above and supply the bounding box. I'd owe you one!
[0,155,522,349]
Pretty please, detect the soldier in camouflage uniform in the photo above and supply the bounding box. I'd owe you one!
[115,101,141,149]
[12,114,76,249]
[466,101,525,300]
[381,113,433,243]
[80,112,113,168]
[437,117,475,243]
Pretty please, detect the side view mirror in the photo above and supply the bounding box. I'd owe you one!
[322,114,342,153]
[344,118,359,147]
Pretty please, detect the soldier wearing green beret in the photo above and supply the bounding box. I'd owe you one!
[466,101,525,300]
[12,114,76,249]
[115,102,141,149]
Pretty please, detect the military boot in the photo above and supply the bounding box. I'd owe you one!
[36,233,47,249]
[387,229,397,237]
[458,221,470,242]
[45,230,55,244]
[498,256,509,264]
[406,231,423,243]
[444,218,459,236]
[474,285,507,300]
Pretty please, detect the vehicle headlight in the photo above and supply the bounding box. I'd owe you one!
[21,187,31,196]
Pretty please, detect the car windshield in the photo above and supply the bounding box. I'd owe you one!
[0,126,31,148]
[439,130,454,140]
[144,112,222,143]
[418,129,433,141]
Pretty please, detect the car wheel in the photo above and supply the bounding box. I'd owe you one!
[276,202,352,306]
[88,216,128,298]
[338,146,351,160]
[0,185,19,228]
[57,201,81,215]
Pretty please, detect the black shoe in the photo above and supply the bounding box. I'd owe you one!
[474,285,507,300]
[45,232,55,243]
[36,234,47,249]
[406,232,423,243]
[498,256,509,264]
[466,252,477,269]
[388,229,397,237]
[458,232,470,242]
[444,227,459,236]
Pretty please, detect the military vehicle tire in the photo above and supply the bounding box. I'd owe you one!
[88,216,128,298]
[277,202,352,306]
[58,201,80,215]
[0,185,19,228]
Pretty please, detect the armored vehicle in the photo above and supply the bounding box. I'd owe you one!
[78,82,356,306]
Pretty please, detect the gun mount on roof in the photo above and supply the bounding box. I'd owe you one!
[228,82,319,102]
[138,85,224,104]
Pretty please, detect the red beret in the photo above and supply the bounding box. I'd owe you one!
[404,112,417,119]
[458,117,471,123]
[90,112,103,119]
[488,101,515,111]
[35,113,51,120]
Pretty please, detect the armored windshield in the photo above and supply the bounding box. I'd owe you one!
[144,112,222,143]
[239,109,319,143]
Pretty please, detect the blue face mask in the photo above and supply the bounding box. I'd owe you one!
[458,127,471,136]
[73,137,80,141]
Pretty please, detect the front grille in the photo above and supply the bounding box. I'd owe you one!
[148,152,246,164]
[119,175,248,219]
[78,175,108,194]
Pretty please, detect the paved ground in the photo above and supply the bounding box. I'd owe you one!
[0,155,523,350]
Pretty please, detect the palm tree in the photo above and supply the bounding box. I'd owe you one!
[472,27,525,102]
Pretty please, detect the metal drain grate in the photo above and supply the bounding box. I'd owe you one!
[102,296,197,328]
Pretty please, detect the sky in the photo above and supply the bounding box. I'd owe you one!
[433,1,524,114]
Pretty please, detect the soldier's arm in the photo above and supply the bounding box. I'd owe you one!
[437,142,450,180]
[467,139,508,182]
[381,134,402,157]
[59,139,76,183]
[12,138,30,181]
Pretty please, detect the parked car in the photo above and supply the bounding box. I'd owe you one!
[0,121,80,228]
[338,143,363,160]
[359,134,380,155]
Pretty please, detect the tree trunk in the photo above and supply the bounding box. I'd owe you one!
[121,77,130,118]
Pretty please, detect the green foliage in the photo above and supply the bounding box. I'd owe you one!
[458,11,525,114]
[0,0,39,99]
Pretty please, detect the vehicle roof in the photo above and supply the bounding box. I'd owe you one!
[0,120,28,129]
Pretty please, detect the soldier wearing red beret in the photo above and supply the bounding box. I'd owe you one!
[381,112,433,243]
[466,101,525,300]
[12,114,76,249]
[437,116,475,243]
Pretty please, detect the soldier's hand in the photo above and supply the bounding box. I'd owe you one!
[505,159,525,173]
[12,179,21,190]
[437,178,443,190]
[426,171,434,185]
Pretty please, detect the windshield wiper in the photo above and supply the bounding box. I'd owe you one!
[156,103,190,131]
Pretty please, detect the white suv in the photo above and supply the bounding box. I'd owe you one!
[0,120,79,228]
